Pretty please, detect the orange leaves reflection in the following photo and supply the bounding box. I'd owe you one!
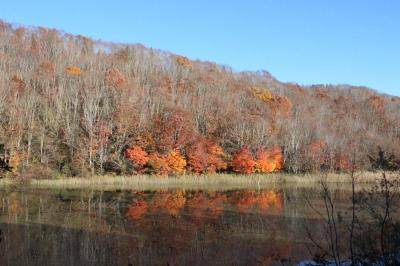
[151,190,186,216]
[231,190,282,214]
[186,192,226,219]
[125,190,283,222]
[126,200,148,220]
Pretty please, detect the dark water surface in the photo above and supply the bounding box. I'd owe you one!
[0,186,353,266]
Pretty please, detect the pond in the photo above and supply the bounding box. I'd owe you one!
[0,185,354,266]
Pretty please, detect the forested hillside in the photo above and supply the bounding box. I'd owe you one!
[0,20,399,177]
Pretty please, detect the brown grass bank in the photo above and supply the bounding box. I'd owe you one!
[0,171,394,191]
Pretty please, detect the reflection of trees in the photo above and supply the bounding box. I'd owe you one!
[0,189,292,265]
[124,189,284,222]
[151,190,186,216]
[186,192,226,220]
[229,190,283,214]
[126,200,148,220]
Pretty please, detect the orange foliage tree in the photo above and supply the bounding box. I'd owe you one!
[124,146,149,172]
[165,150,187,175]
[147,152,171,176]
[175,55,192,67]
[251,86,292,115]
[206,140,227,173]
[251,86,273,101]
[255,146,283,173]
[231,146,256,174]
[186,138,227,174]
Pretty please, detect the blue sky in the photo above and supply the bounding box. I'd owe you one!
[1,1,399,96]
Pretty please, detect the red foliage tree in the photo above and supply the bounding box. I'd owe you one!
[186,138,228,174]
[205,140,227,173]
[124,146,149,171]
[231,146,256,174]
[186,139,209,173]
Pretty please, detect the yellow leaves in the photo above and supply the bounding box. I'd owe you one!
[251,86,292,115]
[10,151,21,173]
[165,150,187,174]
[176,56,192,67]
[251,86,273,101]
[65,65,81,76]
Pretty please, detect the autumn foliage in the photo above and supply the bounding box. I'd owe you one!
[186,139,209,173]
[231,146,257,174]
[175,55,192,67]
[165,150,187,174]
[186,138,227,174]
[205,141,227,173]
[231,190,282,213]
[124,146,149,169]
[125,189,282,221]
[1,20,397,178]
[124,142,282,175]
[147,153,171,176]
[65,65,81,75]
[126,200,148,220]
[255,146,283,173]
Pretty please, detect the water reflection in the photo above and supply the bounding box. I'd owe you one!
[0,187,349,265]
[126,190,282,221]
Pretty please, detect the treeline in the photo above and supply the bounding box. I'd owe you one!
[0,20,399,177]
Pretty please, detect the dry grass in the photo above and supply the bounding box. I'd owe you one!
[7,171,391,191]
[0,171,395,191]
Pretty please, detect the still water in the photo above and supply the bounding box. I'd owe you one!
[0,186,353,265]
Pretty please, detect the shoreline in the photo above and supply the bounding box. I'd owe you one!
[0,172,393,191]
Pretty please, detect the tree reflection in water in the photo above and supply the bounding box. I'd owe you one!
[0,187,343,265]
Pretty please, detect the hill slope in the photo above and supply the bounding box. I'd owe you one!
[0,20,399,176]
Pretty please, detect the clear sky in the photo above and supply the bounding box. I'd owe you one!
[1,1,399,96]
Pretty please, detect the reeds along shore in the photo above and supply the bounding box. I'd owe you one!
[0,172,395,191]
